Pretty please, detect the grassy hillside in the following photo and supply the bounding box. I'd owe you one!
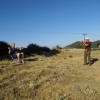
[0,49,100,100]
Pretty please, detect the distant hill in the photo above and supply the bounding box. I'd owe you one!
[65,41,80,48]
[65,40,100,48]
[91,40,100,48]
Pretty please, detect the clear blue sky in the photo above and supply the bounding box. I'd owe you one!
[0,0,100,48]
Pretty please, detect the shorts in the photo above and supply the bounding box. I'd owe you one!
[11,54,17,59]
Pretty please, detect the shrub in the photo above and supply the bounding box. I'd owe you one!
[0,41,10,56]
[27,43,40,54]
[41,46,50,52]
[56,45,62,49]
[27,43,50,54]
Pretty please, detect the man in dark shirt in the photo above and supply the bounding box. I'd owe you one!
[8,43,17,59]
[82,37,91,66]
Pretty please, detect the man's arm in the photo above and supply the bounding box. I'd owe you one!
[82,41,90,46]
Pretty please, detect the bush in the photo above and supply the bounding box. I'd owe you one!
[56,45,62,49]
[27,43,50,54]
[0,41,10,56]
[41,46,50,52]
[27,43,40,54]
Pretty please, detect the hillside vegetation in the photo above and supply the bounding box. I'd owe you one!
[66,40,100,48]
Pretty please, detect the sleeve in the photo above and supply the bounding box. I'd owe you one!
[88,42,91,47]
[86,42,91,47]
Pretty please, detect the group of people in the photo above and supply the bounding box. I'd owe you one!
[8,43,24,64]
[8,38,91,65]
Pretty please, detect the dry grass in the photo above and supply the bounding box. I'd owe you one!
[0,49,100,100]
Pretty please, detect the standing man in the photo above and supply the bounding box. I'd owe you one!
[82,37,91,66]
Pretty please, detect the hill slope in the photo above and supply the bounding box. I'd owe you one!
[66,40,100,48]
[66,41,80,48]
[91,40,100,48]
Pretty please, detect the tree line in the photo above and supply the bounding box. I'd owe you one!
[0,41,51,56]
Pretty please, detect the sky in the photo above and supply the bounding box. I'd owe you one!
[0,0,100,48]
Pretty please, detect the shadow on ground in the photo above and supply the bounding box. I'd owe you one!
[25,58,38,61]
[91,58,99,65]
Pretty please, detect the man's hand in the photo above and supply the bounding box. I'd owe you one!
[8,47,10,50]
[81,41,85,46]
[81,41,84,44]
[8,47,11,54]
[82,41,84,43]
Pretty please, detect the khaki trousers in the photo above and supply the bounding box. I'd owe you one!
[84,50,91,64]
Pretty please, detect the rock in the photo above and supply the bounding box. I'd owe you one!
[33,84,39,90]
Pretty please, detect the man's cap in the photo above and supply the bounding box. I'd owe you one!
[85,37,89,40]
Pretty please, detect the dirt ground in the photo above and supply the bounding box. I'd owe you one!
[0,49,100,100]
